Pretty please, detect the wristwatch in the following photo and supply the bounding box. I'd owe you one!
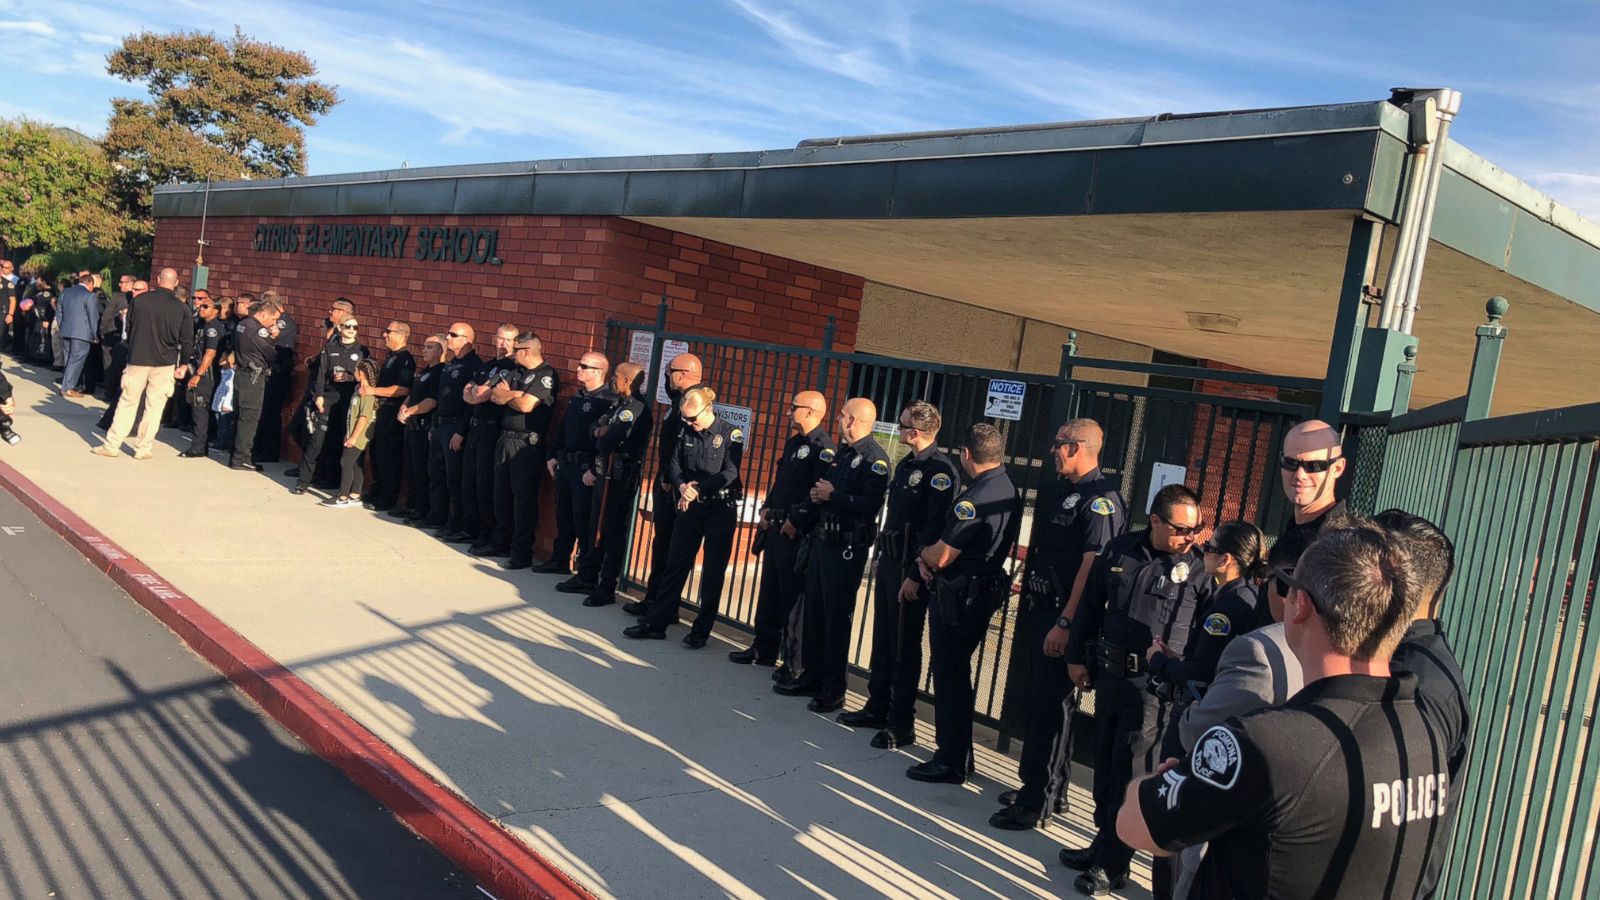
[1056,616,1073,630]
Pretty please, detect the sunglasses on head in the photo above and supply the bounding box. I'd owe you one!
[1280,455,1339,473]
[1154,513,1200,536]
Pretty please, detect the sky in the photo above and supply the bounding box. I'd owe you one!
[3,0,1598,217]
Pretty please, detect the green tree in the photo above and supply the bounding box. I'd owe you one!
[0,120,133,266]
[103,27,339,224]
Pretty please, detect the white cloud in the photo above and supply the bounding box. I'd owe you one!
[1525,172,1600,220]
[723,0,897,86]
[0,19,55,36]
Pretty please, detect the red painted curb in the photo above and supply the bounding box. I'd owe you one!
[0,459,593,900]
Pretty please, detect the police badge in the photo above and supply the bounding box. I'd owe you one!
[1063,494,1080,510]
[713,434,724,448]
[1171,561,1191,583]
[908,470,923,487]
[796,445,810,459]
[851,456,862,468]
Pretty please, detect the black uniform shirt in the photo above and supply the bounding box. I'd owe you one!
[125,288,194,367]
[435,349,480,431]
[667,414,743,497]
[469,355,512,424]
[376,349,415,406]
[793,433,891,532]
[1279,499,1350,544]
[762,426,836,519]
[938,465,1021,578]
[1152,576,1262,689]
[233,318,277,371]
[655,383,698,472]
[883,444,961,555]
[1140,673,1449,900]
[500,361,558,436]
[1021,468,1127,612]
[593,393,653,470]
[273,312,298,350]
[407,365,439,422]
[1066,532,1212,673]
[316,339,368,405]
[552,384,614,454]
[189,319,225,373]
[1390,619,1473,899]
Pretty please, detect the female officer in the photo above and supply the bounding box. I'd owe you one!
[1148,519,1267,697]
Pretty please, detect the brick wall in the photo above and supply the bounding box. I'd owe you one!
[1187,361,1282,525]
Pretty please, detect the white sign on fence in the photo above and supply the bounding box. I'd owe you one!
[655,339,690,405]
[1146,463,1189,513]
[718,403,753,436]
[628,332,654,369]
[985,379,1026,421]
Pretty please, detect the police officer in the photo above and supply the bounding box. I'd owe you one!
[452,324,516,547]
[991,418,1127,830]
[548,352,616,585]
[292,315,368,494]
[623,353,704,617]
[624,386,742,646]
[392,334,446,523]
[1148,520,1267,700]
[489,332,558,568]
[227,295,282,472]
[904,423,1021,784]
[774,397,890,713]
[255,296,297,463]
[177,294,226,458]
[1278,419,1350,541]
[1062,483,1211,895]
[576,362,653,607]
[1119,525,1447,900]
[287,297,358,483]
[837,400,958,749]
[727,391,834,667]
[423,323,480,536]
[363,321,415,512]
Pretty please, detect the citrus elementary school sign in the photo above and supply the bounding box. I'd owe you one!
[251,223,501,265]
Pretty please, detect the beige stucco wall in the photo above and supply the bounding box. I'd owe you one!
[857,282,1152,386]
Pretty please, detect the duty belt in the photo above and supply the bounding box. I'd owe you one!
[876,529,910,563]
[406,415,433,431]
[1094,639,1146,679]
[500,428,540,447]
[433,415,463,427]
[556,449,590,464]
[817,513,875,551]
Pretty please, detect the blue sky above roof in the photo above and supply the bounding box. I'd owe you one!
[4,0,1597,216]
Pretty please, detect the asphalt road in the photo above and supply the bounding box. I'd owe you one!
[0,487,485,900]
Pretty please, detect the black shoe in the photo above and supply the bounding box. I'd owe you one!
[727,647,776,666]
[772,666,795,682]
[682,634,708,649]
[229,462,263,472]
[1073,867,1126,896]
[533,559,571,575]
[836,709,887,729]
[622,601,647,616]
[905,760,966,784]
[470,543,508,557]
[504,557,532,570]
[555,577,595,594]
[807,695,845,714]
[178,450,206,458]
[442,531,475,544]
[284,466,300,477]
[870,729,917,750]
[622,624,666,640]
[1057,846,1098,872]
[362,499,380,511]
[387,507,415,519]
[772,679,820,697]
[989,803,1046,831]
[290,485,308,495]
[583,591,616,608]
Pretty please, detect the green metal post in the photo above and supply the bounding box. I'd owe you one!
[1463,296,1509,422]
[1318,217,1382,422]
[1391,344,1418,416]
[816,314,836,392]
[1049,330,1080,428]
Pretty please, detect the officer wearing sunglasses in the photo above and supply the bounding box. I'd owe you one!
[1279,419,1350,541]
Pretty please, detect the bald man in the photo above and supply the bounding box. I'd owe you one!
[775,396,891,713]
[92,268,193,459]
[577,361,654,606]
[548,351,615,585]
[422,323,481,535]
[625,352,705,617]
[729,390,836,667]
[1279,419,1350,541]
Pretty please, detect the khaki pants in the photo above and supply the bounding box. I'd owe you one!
[105,364,176,454]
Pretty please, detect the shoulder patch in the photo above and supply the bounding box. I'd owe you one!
[930,472,952,491]
[257,327,269,338]
[1090,497,1115,516]
[1202,613,1232,637]
[541,375,554,389]
[618,409,635,423]
[730,428,744,444]
[1191,726,1242,790]
[954,500,977,521]
[205,327,218,338]
[820,448,835,463]
[871,459,888,475]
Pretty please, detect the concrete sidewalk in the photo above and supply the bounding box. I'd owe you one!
[1,360,1154,900]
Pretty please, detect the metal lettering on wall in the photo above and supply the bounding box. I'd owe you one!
[251,223,501,265]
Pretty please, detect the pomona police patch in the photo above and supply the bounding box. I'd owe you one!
[930,473,952,491]
[730,428,744,443]
[1090,497,1114,515]
[618,409,635,423]
[1203,613,1232,636]
[1192,726,1242,790]
[871,459,888,475]
[955,500,977,520]
[820,448,835,463]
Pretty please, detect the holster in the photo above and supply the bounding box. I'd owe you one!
[794,534,815,575]
[934,573,1009,627]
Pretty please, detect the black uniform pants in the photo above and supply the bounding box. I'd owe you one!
[402,424,431,519]
[927,590,997,769]
[316,391,354,484]
[1090,674,1169,876]
[800,538,870,701]
[492,433,543,561]
[582,470,641,591]
[640,482,679,606]
[1014,605,1080,813]
[425,423,463,530]
[457,423,498,539]
[253,353,293,461]
[100,336,125,402]
[550,461,596,572]
[185,374,216,454]
[749,528,802,659]
[296,406,334,488]
[864,555,931,733]
[640,501,736,640]
[369,404,405,508]
[231,368,267,466]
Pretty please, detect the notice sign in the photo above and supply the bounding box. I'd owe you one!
[985,379,1026,421]
[656,339,690,405]
[628,332,654,369]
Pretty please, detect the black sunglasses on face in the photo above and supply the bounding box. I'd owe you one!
[1052,438,1082,450]
[1280,455,1339,473]
[1154,513,1200,536]
[1199,543,1221,554]
[577,363,602,371]
[381,328,399,335]
[447,331,466,339]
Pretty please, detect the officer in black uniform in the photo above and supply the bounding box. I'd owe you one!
[424,323,480,535]
[904,423,1021,784]
[549,352,617,586]
[727,390,834,666]
[228,296,283,472]
[577,362,653,607]
[1147,520,1267,703]
[624,352,704,618]
[625,386,742,646]
[287,298,357,483]
[1278,418,1350,543]
[991,418,1127,830]
[292,317,367,494]
[774,397,890,713]
[1062,483,1211,895]
[489,332,558,569]
[392,334,445,523]
[1120,524,1446,900]
[178,295,226,458]
[364,321,415,511]
[255,298,296,463]
[837,400,959,749]
[452,324,516,546]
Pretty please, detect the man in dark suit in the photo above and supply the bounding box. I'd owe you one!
[56,271,101,397]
